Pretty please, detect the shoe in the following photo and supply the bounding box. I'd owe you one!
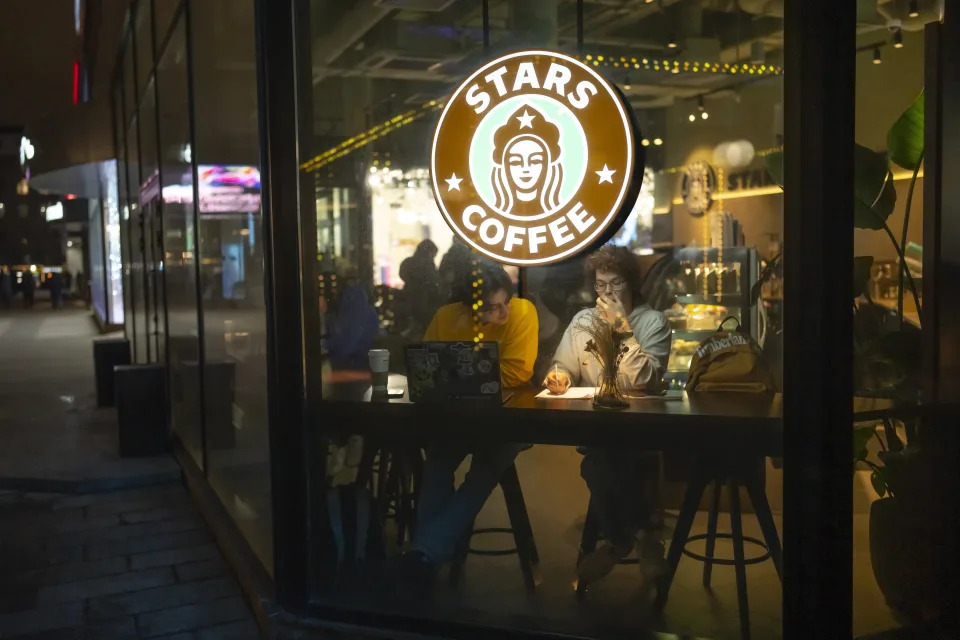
[577,540,633,584]
[391,551,438,602]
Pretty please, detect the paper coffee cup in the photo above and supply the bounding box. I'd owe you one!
[368,349,390,392]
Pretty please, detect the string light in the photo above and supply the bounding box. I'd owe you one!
[573,55,782,76]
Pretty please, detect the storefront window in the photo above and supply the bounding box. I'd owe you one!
[157,16,203,470]
[126,115,148,364]
[114,83,135,343]
[850,19,930,638]
[134,0,154,98]
[192,0,273,573]
[297,2,784,638]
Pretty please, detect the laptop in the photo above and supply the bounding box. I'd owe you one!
[404,341,513,405]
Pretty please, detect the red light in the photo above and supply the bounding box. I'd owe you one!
[65,193,77,200]
[72,61,79,105]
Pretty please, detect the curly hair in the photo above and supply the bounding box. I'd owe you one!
[585,245,645,304]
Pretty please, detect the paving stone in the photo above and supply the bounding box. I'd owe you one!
[173,558,227,583]
[86,528,212,560]
[0,602,83,636]
[195,617,261,639]
[84,492,191,518]
[137,595,251,638]
[119,505,193,525]
[151,634,195,640]
[130,544,220,571]
[87,576,240,620]
[48,513,121,535]
[53,484,182,510]
[36,567,175,604]
[77,615,139,639]
[19,555,128,586]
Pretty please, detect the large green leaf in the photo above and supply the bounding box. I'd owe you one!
[854,144,896,229]
[887,92,924,171]
[764,151,783,189]
[853,256,874,299]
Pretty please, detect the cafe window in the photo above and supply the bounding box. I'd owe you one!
[295,2,786,638]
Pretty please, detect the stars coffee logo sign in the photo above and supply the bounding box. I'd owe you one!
[431,50,643,266]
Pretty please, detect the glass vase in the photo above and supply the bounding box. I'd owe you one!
[593,368,628,410]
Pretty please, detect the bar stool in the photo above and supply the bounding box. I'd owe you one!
[654,453,783,640]
[450,462,541,591]
[357,444,423,546]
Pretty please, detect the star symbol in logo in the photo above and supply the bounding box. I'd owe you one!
[445,173,463,191]
[516,110,536,129]
[595,164,616,184]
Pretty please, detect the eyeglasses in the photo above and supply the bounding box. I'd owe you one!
[594,279,627,293]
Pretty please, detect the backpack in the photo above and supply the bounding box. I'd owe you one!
[685,316,775,393]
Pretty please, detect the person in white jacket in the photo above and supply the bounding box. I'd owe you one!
[544,245,672,587]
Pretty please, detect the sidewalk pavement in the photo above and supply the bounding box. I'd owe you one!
[0,307,263,639]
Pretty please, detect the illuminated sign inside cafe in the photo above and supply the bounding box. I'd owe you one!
[430,50,643,266]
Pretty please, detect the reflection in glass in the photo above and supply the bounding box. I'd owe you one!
[157,18,203,469]
[193,0,272,573]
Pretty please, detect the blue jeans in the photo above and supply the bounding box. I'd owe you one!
[413,442,527,563]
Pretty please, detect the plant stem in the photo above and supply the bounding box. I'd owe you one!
[878,218,922,326]
[897,151,924,327]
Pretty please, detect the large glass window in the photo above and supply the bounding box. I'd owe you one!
[851,20,930,638]
[192,0,272,573]
[114,83,135,344]
[158,16,203,470]
[126,115,148,364]
[298,2,784,638]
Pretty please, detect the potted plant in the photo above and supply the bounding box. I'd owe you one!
[763,93,954,622]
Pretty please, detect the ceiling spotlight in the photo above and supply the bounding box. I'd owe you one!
[641,138,650,147]
[873,46,882,65]
[653,138,663,146]
[623,74,631,91]
[701,111,709,120]
[689,113,696,122]
[667,34,678,49]
[908,0,919,18]
[893,28,903,48]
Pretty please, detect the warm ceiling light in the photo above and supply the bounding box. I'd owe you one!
[701,111,709,120]
[653,138,663,146]
[873,46,882,64]
[688,113,696,122]
[908,0,919,18]
[641,138,650,147]
[667,34,678,49]
[893,28,904,48]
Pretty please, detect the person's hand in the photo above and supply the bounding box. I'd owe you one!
[596,295,630,333]
[545,368,572,395]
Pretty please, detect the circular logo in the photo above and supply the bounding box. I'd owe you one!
[681,160,717,217]
[431,50,642,266]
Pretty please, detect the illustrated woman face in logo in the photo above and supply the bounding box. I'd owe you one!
[491,105,564,216]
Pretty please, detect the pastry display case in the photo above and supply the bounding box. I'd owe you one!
[642,247,762,387]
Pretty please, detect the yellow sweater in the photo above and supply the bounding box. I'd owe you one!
[424,298,538,388]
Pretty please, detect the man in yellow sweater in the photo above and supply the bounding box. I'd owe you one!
[395,258,538,596]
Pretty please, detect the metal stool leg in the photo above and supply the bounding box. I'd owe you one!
[654,467,710,612]
[744,471,783,583]
[500,464,539,591]
[576,499,601,600]
[729,480,751,640]
[702,479,723,588]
